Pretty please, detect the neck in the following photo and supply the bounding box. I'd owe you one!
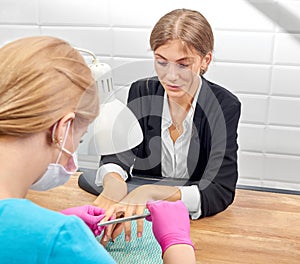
[0,133,50,199]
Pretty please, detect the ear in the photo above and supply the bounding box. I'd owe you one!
[201,51,212,70]
[51,112,75,145]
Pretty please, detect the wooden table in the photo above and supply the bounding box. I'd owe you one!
[26,175,300,264]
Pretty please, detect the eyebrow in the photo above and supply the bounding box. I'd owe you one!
[154,53,193,63]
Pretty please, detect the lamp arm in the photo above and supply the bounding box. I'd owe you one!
[75,47,98,64]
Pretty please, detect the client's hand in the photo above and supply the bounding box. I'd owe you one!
[146,200,194,254]
[93,173,128,245]
[60,205,106,236]
[93,172,127,211]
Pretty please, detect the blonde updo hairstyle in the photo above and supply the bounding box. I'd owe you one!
[150,8,214,74]
[0,36,98,137]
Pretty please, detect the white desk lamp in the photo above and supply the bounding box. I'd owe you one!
[76,48,143,155]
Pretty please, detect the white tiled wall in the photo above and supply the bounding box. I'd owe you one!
[1,0,299,191]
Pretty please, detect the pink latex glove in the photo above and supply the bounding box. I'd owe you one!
[146,200,194,254]
[60,205,106,236]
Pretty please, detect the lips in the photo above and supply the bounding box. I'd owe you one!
[166,84,181,91]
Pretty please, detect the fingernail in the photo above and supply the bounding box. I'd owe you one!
[125,235,130,242]
[103,235,109,242]
[137,232,142,238]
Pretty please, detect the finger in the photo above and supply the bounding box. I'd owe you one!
[111,223,124,242]
[93,206,106,216]
[100,227,111,247]
[99,205,126,242]
[145,215,152,222]
[123,206,135,242]
[94,214,106,224]
[94,226,104,237]
[99,215,116,243]
[135,206,145,238]
[99,204,122,223]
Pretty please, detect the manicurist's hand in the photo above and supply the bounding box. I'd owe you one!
[146,200,194,253]
[146,200,196,264]
[60,205,106,236]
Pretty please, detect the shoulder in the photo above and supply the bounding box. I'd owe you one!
[0,199,115,263]
[129,76,164,98]
[0,199,82,232]
[1,198,58,220]
[202,78,241,108]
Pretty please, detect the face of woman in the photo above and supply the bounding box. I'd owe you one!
[154,39,205,102]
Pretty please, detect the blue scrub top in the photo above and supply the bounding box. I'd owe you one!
[0,199,116,264]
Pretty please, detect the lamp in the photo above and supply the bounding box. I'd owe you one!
[76,48,143,155]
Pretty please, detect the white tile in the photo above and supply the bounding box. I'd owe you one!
[205,62,271,95]
[274,33,300,65]
[239,95,268,124]
[110,0,169,27]
[0,0,38,24]
[214,31,274,64]
[39,0,110,25]
[265,153,300,183]
[124,0,218,31]
[109,0,275,38]
[0,26,40,46]
[40,27,112,55]
[207,0,275,31]
[265,126,300,156]
[238,124,265,152]
[111,58,155,86]
[269,97,300,126]
[277,0,300,33]
[110,0,272,30]
[112,28,152,58]
[261,180,300,191]
[271,66,300,96]
[238,151,264,180]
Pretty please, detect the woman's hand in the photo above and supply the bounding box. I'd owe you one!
[93,172,128,211]
[101,184,181,243]
[93,172,127,245]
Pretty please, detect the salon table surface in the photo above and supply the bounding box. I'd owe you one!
[26,174,300,264]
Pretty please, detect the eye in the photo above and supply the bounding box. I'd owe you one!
[156,60,168,67]
[178,63,189,68]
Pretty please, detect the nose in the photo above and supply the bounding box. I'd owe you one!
[165,62,179,81]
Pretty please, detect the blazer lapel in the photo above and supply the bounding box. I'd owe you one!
[187,79,209,178]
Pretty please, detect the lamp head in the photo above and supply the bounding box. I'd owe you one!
[76,48,143,155]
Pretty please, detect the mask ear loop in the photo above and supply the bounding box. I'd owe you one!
[53,121,71,164]
[51,122,58,143]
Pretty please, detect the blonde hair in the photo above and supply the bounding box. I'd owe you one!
[150,8,214,74]
[0,36,98,137]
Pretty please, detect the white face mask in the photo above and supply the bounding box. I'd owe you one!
[30,121,78,191]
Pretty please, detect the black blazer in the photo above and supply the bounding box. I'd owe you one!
[101,76,241,218]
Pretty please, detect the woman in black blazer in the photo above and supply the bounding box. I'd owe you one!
[91,8,241,242]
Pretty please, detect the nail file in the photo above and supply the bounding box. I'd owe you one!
[97,212,150,227]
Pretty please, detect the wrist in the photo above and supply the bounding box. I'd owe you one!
[142,185,181,201]
[102,173,127,201]
[160,233,194,254]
